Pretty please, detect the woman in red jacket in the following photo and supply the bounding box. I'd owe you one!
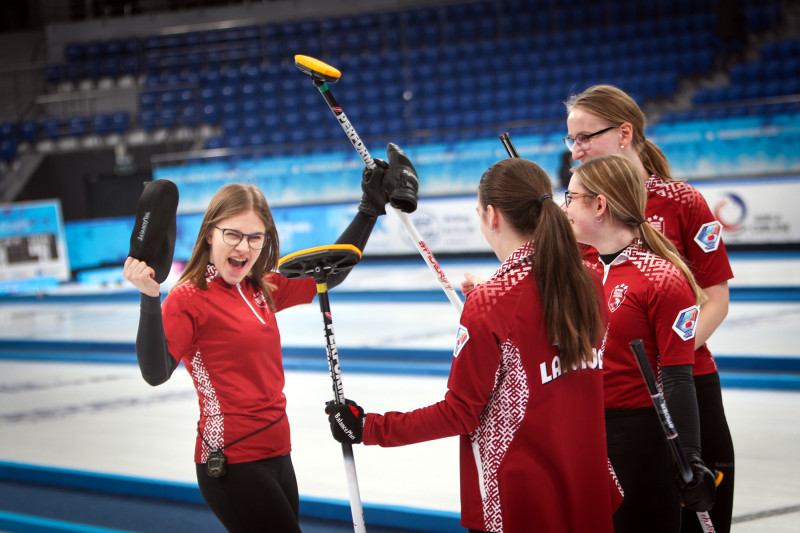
[562,154,716,532]
[326,157,622,533]
[123,144,416,532]
[564,85,734,533]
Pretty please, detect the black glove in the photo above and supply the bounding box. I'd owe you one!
[678,454,717,512]
[357,158,390,217]
[385,142,419,214]
[325,399,365,444]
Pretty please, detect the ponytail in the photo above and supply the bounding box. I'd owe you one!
[640,139,677,183]
[639,223,707,305]
[533,199,606,369]
[479,159,604,369]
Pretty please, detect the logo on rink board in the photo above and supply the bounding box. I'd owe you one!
[672,305,700,340]
[693,221,723,253]
[454,325,469,357]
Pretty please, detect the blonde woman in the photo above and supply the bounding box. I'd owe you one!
[563,154,716,532]
[564,84,734,533]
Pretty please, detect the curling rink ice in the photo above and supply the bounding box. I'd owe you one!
[0,256,799,532]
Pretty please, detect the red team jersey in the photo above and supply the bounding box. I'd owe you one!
[363,243,622,533]
[645,175,734,375]
[162,265,315,464]
[597,241,700,409]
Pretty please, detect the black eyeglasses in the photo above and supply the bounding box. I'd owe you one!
[214,226,268,249]
[563,125,619,151]
[564,191,597,207]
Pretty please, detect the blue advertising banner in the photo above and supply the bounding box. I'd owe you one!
[0,199,70,290]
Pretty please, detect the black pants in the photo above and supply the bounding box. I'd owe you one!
[196,453,301,533]
[681,372,734,533]
[606,408,682,533]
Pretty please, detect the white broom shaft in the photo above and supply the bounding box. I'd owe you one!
[342,444,367,532]
[394,210,463,313]
[315,83,463,314]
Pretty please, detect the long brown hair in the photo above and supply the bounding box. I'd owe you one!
[479,158,604,369]
[173,183,281,309]
[575,155,707,305]
[565,84,679,182]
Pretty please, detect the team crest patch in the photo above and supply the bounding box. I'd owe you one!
[454,325,469,358]
[648,215,665,233]
[608,283,629,313]
[694,221,722,253]
[672,305,700,340]
[253,290,268,308]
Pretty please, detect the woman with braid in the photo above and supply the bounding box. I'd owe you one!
[325,157,622,533]
[562,154,716,532]
[564,85,734,533]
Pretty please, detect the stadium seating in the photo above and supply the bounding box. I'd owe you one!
[0,0,793,171]
[685,37,800,119]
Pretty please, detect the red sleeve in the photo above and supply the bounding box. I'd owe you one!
[162,283,205,364]
[647,271,699,368]
[363,296,501,447]
[646,180,733,289]
[265,273,316,312]
[681,187,733,288]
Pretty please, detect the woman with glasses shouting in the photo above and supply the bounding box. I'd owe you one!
[563,154,717,533]
[123,144,418,533]
[564,85,734,533]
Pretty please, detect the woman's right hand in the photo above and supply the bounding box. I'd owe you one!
[124,256,161,297]
[460,272,486,296]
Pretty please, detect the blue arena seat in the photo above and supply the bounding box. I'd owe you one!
[144,35,163,52]
[123,38,141,57]
[44,64,61,85]
[220,101,238,118]
[241,114,261,133]
[0,138,17,162]
[269,130,287,144]
[222,116,240,136]
[219,84,238,102]
[262,113,281,131]
[120,56,140,76]
[91,114,110,135]
[0,121,15,141]
[66,116,89,137]
[64,43,85,63]
[137,110,157,131]
[227,134,245,149]
[103,39,123,59]
[110,112,130,133]
[247,131,267,147]
[159,90,179,109]
[99,58,120,78]
[204,136,224,150]
[19,120,38,143]
[157,108,178,129]
[240,98,260,117]
[82,60,101,80]
[41,118,62,140]
[181,106,199,127]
